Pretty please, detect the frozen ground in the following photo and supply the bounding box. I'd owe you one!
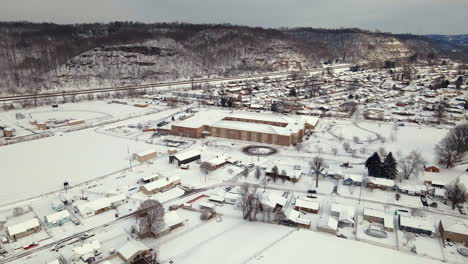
[248,228,443,264]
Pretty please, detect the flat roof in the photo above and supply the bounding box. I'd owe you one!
[173,150,201,161]
[118,240,149,261]
[295,199,319,210]
[399,216,435,232]
[45,210,70,223]
[7,218,40,236]
[143,176,180,192]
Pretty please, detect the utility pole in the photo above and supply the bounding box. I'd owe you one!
[127,145,133,172]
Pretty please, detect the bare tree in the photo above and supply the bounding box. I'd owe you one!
[310,156,326,188]
[254,166,262,180]
[12,207,25,217]
[200,161,212,175]
[331,147,338,156]
[242,167,250,178]
[240,183,258,221]
[353,136,360,144]
[436,137,462,168]
[398,150,426,181]
[378,147,387,157]
[136,200,165,238]
[271,165,279,183]
[343,142,351,152]
[445,179,466,210]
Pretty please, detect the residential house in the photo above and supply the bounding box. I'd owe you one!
[6,218,41,241]
[367,177,395,191]
[398,215,435,236]
[294,199,319,214]
[77,194,127,218]
[118,240,150,264]
[286,210,311,228]
[44,210,72,228]
[343,174,363,186]
[140,176,181,195]
[317,216,338,235]
[439,218,468,246]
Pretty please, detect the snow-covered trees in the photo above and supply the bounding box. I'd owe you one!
[398,150,426,181]
[436,123,468,168]
[254,166,262,179]
[382,152,398,180]
[365,152,382,177]
[240,183,259,221]
[136,200,165,238]
[365,152,397,179]
[271,165,279,182]
[445,179,467,210]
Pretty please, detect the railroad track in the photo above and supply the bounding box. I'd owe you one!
[0,71,306,103]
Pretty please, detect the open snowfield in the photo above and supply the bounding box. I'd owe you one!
[0,129,153,205]
[249,228,442,264]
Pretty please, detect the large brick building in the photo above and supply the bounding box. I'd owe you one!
[171,110,318,146]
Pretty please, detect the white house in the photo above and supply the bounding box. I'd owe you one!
[118,240,150,263]
[6,218,41,241]
[45,210,72,228]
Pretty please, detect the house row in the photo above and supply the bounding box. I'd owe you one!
[76,194,127,218]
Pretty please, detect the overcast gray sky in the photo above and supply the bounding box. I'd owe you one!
[1,0,467,34]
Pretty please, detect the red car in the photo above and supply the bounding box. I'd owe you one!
[180,164,189,170]
[23,243,38,250]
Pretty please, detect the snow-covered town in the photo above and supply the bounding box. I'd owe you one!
[1,57,468,264]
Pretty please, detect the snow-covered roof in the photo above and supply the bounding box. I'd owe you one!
[368,177,395,187]
[206,156,229,166]
[287,210,311,225]
[399,216,435,233]
[318,216,338,230]
[344,174,363,182]
[440,218,468,235]
[363,208,385,219]
[73,240,101,257]
[6,218,40,236]
[295,199,319,210]
[164,211,183,229]
[45,210,70,223]
[173,109,313,136]
[142,176,180,192]
[331,203,355,216]
[77,194,126,214]
[118,240,149,261]
[209,194,225,203]
[172,150,201,161]
[135,149,156,157]
[261,193,287,208]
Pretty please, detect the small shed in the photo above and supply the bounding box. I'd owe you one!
[133,149,157,163]
[425,166,440,173]
[169,150,201,166]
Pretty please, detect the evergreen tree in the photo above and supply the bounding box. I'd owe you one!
[365,152,382,177]
[382,152,398,179]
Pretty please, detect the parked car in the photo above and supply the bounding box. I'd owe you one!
[50,243,64,251]
[23,243,38,250]
[72,219,81,225]
[180,164,189,170]
[307,190,317,194]
[80,232,95,240]
[307,195,317,199]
